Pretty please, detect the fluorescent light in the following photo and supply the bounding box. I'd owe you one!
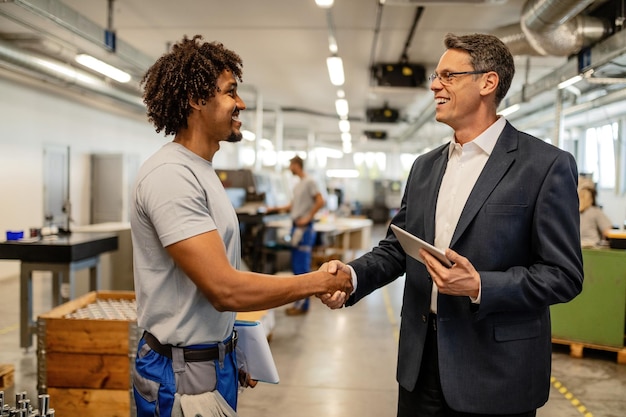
[341,132,352,142]
[34,57,97,85]
[335,98,349,117]
[315,147,343,159]
[259,138,274,150]
[75,54,131,83]
[327,169,359,178]
[315,0,334,8]
[328,39,338,54]
[339,119,350,133]
[241,130,256,141]
[327,56,345,86]
[498,103,520,117]
[557,74,582,90]
[564,85,581,96]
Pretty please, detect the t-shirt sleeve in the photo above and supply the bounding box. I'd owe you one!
[306,178,320,198]
[136,163,216,248]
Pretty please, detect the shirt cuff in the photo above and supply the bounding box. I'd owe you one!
[347,265,357,296]
[470,279,481,304]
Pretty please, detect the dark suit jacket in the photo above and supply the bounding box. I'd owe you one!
[346,122,583,414]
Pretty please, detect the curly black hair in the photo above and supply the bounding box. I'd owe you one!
[141,35,243,136]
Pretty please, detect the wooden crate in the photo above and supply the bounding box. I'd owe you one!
[37,291,137,417]
[0,364,14,391]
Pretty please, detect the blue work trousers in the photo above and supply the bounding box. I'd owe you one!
[132,334,238,417]
[290,222,317,310]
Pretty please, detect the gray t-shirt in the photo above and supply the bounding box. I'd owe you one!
[131,142,240,345]
[290,176,320,222]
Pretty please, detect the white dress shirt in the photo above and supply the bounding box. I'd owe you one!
[430,117,506,313]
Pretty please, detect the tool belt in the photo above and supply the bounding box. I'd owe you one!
[142,331,237,362]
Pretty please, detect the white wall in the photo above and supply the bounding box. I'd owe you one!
[0,76,166,279]
[597,189,626,230]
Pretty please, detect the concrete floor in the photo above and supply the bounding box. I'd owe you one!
[1,224,625,416]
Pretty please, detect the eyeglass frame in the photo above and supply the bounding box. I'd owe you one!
[428,70,489,85]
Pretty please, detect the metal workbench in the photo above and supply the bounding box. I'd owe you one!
[0,232,118,349]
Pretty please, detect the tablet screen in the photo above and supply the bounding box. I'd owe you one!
[390,224,452,268]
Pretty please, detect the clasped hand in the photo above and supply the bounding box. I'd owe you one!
[317,260,352,309]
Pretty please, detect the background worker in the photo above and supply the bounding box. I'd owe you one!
[323,32,583,417]
[266,155,326,315]
[578,177,614,246]
[131,35,351,417]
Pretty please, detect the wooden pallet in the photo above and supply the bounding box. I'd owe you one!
[0,364,15,390]
[552,337,626,364]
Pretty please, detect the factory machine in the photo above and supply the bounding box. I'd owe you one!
[217,169,292,272]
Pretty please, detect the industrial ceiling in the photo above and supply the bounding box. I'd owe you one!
[1,0,626,155]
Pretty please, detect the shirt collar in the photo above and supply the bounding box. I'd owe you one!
[447,116,506,158]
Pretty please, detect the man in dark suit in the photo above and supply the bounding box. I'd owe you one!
[322,33,583,417]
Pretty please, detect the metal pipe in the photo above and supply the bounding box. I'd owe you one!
[493,0,609,57]
[0,38,144,111]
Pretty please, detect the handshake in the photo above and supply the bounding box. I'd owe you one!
[316,260,353,310]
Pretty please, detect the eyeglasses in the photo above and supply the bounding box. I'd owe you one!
[428,70,488,85]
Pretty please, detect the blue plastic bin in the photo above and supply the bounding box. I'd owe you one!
[6,230,24,241]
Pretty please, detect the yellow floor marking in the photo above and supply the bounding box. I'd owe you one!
[550,376,593,416]
[0,323,18,335]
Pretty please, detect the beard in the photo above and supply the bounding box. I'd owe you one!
[227,131,243,143]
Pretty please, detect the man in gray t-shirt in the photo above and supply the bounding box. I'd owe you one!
[131,35,351,417]
[266,155,326,315]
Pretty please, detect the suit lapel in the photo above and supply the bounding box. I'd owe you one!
[450,123,518,247]
[424,146,449,243]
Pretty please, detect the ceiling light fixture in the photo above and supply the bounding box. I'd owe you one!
[327,56,345,86]
[339,119,350,133]
[75,54,131,83]
[335,98,349,117]
[327,169,359,178]
[557,74,583,90]
[315,147,343,159]
[241,130,256,141]
[315,0,334,8]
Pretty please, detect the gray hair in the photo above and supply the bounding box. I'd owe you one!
[444,33,515,107]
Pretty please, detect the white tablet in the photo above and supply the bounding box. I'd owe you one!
[390,224,452,268]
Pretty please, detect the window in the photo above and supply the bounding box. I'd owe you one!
[582,122,617,189]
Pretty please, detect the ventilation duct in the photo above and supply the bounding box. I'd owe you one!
[0,0,153,73]
[0,38,144,110]
[0,0,154,112]
[493,0,610,56]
